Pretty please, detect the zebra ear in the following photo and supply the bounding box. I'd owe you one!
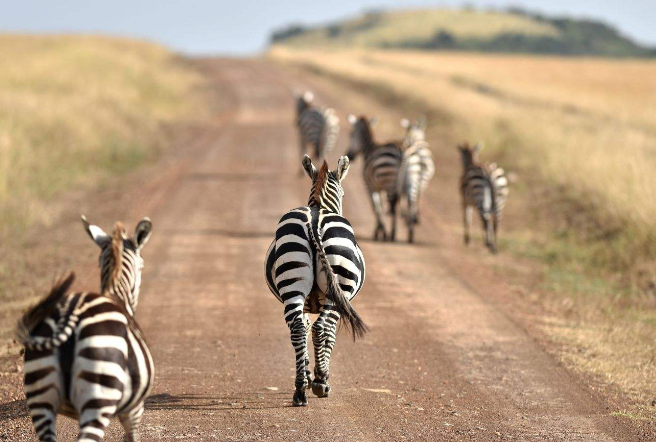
[302,154,317,179]
[81,215,110,248]
[418,116,427,129]
[370,117,379,127]
[347,114,357,125]
[303,91,314,103]
[400,118,410,129]
[336,156,350,181]
[134,218,152,250]
[473,142,484,153]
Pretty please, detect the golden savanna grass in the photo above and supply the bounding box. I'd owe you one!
[280,9,557,48]
[270,46,656,416]
[0,35,202,238]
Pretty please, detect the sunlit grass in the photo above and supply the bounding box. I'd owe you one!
[0,35,202,238]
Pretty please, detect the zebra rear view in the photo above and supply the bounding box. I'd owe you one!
[294,90,339,164]
[346,114,403,241]
[397,118,435,243]
[264,154,367,407]
[16,217,154,442]
[458,143,509,253]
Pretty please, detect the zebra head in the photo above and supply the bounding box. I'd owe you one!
[294,90,314,118]
[400,117,426,145]
[458,142,483,170]
[302,154,350,215]
[82,215,153,315]
[346,114,378,160]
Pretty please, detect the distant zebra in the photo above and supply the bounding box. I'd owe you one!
[458,143,508,253]
[294,90,339,164]
[397,118,435,243]
[346,115,404,241]
[265,154,367,407]
[16,216,153,442]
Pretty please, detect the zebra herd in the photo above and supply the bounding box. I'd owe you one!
[14,89,509,441]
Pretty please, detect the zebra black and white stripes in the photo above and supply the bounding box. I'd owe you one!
[397,118,435,243]
[294,90,339,164]
[17,217,154,442]
[265,154,366,406]
[346,114,404,241]
[458,143,508,253]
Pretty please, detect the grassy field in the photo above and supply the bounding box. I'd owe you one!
[0,35,203,240]
[276,9,557,48]
[270,46,656,416]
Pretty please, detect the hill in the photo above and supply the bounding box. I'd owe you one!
[271,7,655,57]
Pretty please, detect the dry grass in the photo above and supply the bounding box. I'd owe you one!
[0,35,203,239]
[270,46,656,415]
[280,8,557,48]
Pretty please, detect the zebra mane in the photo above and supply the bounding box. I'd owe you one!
[109,222,126,292]
[310,161,330,208]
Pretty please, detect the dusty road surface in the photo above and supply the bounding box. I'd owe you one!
[2,59,653,441]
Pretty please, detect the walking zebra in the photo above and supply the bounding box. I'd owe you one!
[264,154,367,407]
[346,115,404,241]
[294,90,339,164]
[16,216,154,441]
[458,143,509,253]
[398,118,435,243]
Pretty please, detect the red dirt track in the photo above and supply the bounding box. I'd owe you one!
[1,59,653,441]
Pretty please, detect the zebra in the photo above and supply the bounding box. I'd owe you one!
[458,143,509,253]
[346,114,404,241]
[397,118,435,243]
[264,154,367,407]
[16,216,154,441]
[294,90,340,164]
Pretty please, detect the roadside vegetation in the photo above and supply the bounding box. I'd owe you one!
[269,46,656,417]
[0,35,202,241]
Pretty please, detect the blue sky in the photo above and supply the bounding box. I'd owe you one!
[1,0,654,55]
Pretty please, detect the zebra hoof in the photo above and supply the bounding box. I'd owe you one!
[311,380,331,398]
[292,389,308,407]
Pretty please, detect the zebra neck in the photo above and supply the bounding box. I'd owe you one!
[102,277,136,316]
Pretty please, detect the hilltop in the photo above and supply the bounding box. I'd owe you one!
[271,7,655,57]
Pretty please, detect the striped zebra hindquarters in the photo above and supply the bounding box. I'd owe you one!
[264,155,366,407]
[458,143,500,253]
[347,115,403,241]
[398,141,435,243]
[19,217,154,442]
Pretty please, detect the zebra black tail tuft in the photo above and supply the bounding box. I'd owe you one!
[16,272,77,351]
[307,221,368,341]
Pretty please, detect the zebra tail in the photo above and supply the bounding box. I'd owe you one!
[16,272,78,351]
[306,221,368,341]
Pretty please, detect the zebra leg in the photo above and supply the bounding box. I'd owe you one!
[389,194,398,242]
[488,215,498,254]
[311,306,339,398]
[77,413,113,442]
[119,404,144,442]
[370,192,386,241]
[24,351,61,442]
[303,313,312,389]
[463,205,472,245]
[286,301,309,406]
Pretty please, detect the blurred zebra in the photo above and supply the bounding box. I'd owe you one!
[458,143,508,253]
[294,90,339,164]
[397,118,435,243]
[265,155,367,407]
[346,114,404,241]
[16,217,153,442]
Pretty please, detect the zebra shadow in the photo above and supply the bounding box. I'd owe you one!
[0,399,29,421]
[145,392,295,411]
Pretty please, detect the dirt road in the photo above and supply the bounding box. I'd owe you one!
[2,59,652,441]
